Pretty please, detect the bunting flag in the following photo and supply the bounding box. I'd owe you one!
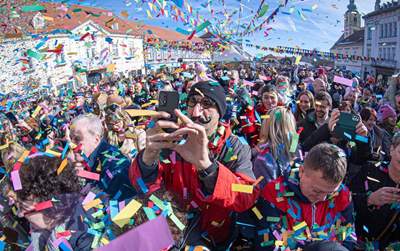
[245,44,384,62]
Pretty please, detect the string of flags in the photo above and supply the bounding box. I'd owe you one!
[245,44,386,62]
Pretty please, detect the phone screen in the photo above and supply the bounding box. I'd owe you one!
[157,91,179,123]
[334,112,360,140]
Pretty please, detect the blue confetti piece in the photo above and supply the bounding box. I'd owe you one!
[105,37,113,44]
[0,240,4,251]
[109,200,119,219]
[61,142,69,159]
[355,134,368,143]
[136,177,149,193]
[59,241,72,251]
[238,136,249,145]
[112,190,122,200]
[343,132,352,140]
[148,120,156,129]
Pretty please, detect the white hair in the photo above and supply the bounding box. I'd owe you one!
[71,113,104,138]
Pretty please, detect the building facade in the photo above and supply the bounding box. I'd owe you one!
[0,2,209,93]
[0,3,145,93]
[330,0,364,75]
[362,0,400,78]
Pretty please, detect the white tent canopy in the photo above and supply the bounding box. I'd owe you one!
[212,45,252,62]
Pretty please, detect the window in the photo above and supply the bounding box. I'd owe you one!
[367,48,371,57]
[91,48,96,58]
[394,22,397,37]
[385,23,388,38]
[379,47,382,58]
[86,48,91,58]
[111,22,119,30]
[380,24,384,38]
[112,43,119,57]
[389,23,393,37]
[367,27,372,40]
[383,48,387,59]
[392,47,396,60]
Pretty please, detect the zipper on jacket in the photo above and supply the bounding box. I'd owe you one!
[311,203,316,232]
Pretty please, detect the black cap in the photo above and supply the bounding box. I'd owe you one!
[188,81,227,118]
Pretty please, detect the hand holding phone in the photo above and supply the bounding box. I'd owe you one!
[157,91,179,133]
[333,112,361,140]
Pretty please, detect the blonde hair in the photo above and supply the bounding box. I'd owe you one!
[259,107,297,159]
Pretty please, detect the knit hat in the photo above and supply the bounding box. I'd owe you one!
[188,81,227,117]
[378,104,397,122]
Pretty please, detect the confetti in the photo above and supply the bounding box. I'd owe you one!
[77,170,100,181]
[231,184,254,194]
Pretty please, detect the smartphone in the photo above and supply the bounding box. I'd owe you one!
[5,112,19,125]
[333,112,360,140]
[157,90,179,133]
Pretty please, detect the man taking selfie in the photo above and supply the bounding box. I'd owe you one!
[129,81,257,249]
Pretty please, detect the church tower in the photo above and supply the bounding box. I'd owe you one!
[344,0,361,38]
[375,0,381,11]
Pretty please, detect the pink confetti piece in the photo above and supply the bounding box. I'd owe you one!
[11,170,22,191]
[82,192,96,205]
[170,151,176,164]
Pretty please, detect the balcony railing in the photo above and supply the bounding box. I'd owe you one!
[371,59,397,68]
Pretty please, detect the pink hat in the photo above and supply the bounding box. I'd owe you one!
[378,104,397,122]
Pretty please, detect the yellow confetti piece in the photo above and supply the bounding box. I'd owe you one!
[252,207,263,220]
[43,16,54,21]
[295,55,302,65]
[57,158,68,175]
[260,114,270,119]
[275,240,284,246]
[125,109,159,117]
[293,221,307,231]
[31,106,42,118]
[83,198,102,211]
[17,150,30,163]
[100,238,109,245]
[231,184,254,194]
[0,143,9,151]
[45,149,61,158]
[112,199,142,228]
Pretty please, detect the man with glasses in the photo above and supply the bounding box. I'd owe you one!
[129,81,257,249]
[235,143,355,250]
[299,91,332,144]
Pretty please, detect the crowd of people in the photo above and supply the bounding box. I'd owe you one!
[0,61,400,251]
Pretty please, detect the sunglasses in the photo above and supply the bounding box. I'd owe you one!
[187,96,216,109]
[105,104,121,113]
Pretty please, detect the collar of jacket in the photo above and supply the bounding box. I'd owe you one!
[208,122,232,156]
[88,138,109,168]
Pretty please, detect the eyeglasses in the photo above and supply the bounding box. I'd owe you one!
[105,103,121,113]
[187,96,216,109]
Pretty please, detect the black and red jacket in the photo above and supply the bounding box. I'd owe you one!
[236,171,356,250]
[129,123,259,247]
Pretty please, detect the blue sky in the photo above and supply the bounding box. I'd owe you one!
[46,0,388,55]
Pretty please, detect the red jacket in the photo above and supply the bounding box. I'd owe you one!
[236,172,356,250]
[129,124,258,245]
[238,106,261,147]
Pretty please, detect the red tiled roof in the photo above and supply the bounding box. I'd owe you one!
[0,1,203,43]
